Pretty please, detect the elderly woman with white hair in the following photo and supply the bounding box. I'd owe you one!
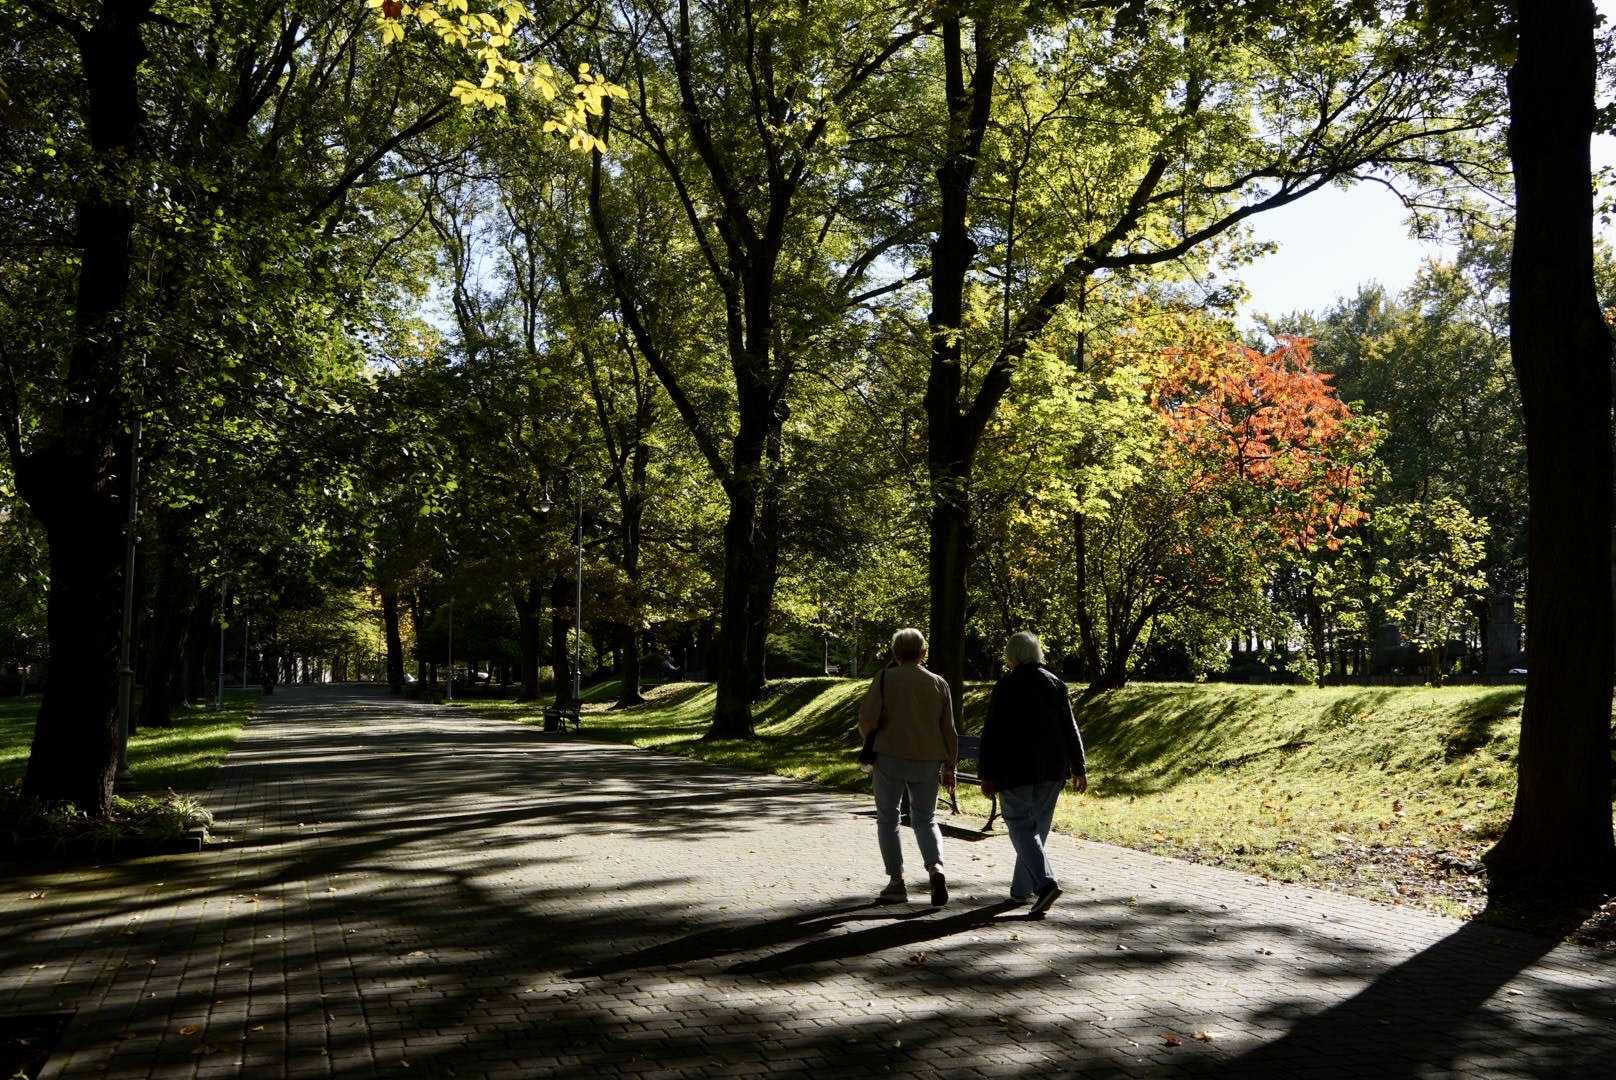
[857,627,958,906]
[978,631,1088,917]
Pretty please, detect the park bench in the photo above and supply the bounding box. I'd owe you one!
[543,702,581,732]
[949,735,1000,831]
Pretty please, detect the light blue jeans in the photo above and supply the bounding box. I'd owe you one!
[1000,779,1065,898]
[872,755,944,877]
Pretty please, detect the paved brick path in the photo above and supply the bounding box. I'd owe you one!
[2,685,1612,1078]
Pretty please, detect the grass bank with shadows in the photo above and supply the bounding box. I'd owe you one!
[467,678,1608,928]
[1,690,258,853]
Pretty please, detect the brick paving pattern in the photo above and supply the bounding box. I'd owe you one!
[2,685,1612,1078]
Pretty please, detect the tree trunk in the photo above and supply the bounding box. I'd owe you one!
[550,572,575,706]
[1484,0,1616,893]
[708,437,764,738]
[1304,578,1328,689]
[922,16,999,725]
[138,537,198,729]
[14,0,151,815]
[612,469,648,709]
[744,467,782,702]
[381,590,406,693]
[927,473,974,721]
[514,580,543,702]
[183,597,214,704]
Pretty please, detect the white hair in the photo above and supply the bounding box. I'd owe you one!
[1005,631,1044,666]
[891,627,927,662]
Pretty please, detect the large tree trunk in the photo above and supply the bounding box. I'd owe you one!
[550,572,575,706]
[744,464,783,702]
[927,471,974,718]
[14,0,151,815]
[922,16,998,724]
[183,596,214,704]
[513,580,543,702]
[709,429,765,738]
[381,590,406,693]
[1484,0,1616,893]
[613,451,649,709]
[138,535,198,730]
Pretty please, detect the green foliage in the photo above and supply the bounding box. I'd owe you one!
[0,786,214,848]
[1375,497,1489,678]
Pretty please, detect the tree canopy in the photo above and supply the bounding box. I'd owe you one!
[1,0,1608,898]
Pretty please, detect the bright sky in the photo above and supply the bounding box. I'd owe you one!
[1236,182,1442,323]
[1237,7,1616,325]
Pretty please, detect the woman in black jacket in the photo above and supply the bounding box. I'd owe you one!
[978,631,1088,917]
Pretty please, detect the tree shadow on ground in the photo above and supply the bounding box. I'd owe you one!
[5,684,1610,1080]
[1204,916,1602,1078]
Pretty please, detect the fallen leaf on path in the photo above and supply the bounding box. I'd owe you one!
[1165,1034,1182,1047]
[1194,1031,1215,1043]
[28,891,45,900]
[178,1025,200,1036]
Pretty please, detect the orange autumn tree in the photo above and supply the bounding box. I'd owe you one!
[1152,335,1381,684]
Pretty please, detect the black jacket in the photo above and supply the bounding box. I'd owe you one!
[978,662,1087,789]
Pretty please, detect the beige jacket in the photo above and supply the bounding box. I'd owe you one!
[857,662,958,765]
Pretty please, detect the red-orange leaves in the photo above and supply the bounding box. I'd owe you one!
[1153,336,1375,554]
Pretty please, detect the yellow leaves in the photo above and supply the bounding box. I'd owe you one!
[450,79,506,110]
[370,0,625,131]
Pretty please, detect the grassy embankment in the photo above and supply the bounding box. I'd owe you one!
[1,692,256,844]
[474,678,1549,919]
[0,691,257,793]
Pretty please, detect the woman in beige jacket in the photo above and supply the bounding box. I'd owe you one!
[857,627,959,905]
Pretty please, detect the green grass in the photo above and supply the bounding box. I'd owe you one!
[0,690,257,795]
[469,678,1564,919]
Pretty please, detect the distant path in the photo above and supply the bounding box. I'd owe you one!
[1,684,1611,1078]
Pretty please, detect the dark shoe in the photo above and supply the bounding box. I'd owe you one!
[879,879,908,904]
[929,869,948,907]
[1027,881,1062,918]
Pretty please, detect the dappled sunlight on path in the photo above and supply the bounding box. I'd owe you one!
[1,684,1611,1078]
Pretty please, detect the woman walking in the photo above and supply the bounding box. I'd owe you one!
[858,628,958,906]
[979,631,1088,917]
